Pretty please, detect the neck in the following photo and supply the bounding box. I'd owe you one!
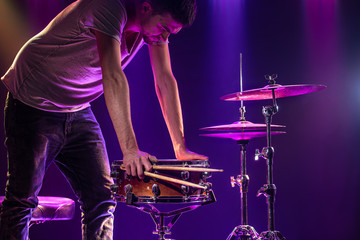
[123,0,141,32]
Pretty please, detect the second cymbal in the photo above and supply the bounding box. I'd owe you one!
[200,131,286,141]
[200,120,285,131]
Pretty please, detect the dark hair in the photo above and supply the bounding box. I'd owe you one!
[149,0,197,27]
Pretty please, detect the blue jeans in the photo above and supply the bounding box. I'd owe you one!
[0,93,116,240]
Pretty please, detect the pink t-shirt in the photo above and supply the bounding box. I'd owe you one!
[1,0,145,112]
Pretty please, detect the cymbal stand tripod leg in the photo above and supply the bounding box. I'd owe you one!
[255,87,286,240]
[227,139,259,240]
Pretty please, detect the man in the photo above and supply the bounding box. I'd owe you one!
[0,0,207,239]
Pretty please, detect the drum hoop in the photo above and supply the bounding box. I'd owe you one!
[114,194,211,204]
[112,159,210,168]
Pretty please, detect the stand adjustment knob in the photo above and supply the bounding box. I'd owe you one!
[255,149,261,160]
[257,184,276,198]
[230,176,242,188]
[230,176,236,187]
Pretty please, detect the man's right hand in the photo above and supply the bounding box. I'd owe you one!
[122,150,158,179]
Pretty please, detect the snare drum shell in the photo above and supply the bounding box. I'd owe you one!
[111,160,211,203]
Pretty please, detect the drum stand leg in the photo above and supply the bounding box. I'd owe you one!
[126,191,216,240]
[150,205,200,240]
[255,87,286,240]
[227,140,259,240]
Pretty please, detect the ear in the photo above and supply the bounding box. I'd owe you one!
[141,1,153,15]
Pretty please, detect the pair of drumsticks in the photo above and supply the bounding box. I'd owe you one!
[120,165,223,190]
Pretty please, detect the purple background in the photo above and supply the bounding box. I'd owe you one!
[1,0,359,239]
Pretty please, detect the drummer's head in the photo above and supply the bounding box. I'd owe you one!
[144,0,196,27]
[130,0,197,44]
[140,0,197,27]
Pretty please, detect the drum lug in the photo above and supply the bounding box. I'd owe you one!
[152,184,161,198]
[124,184,133,194]
[181,185,190,195]
[204,161,211,168]
[153,171,159,182]
[181,171,190,180]
[181,185,191,201]
[184,195,190,201]
[201,171,212,181]
[110,184,118,194]
[110,170,120,179]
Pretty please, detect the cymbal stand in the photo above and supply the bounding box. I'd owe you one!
[255,76,286,240]
[226,106,259,240]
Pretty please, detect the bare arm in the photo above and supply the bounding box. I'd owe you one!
[95,30,155,178]
[148,43,207,160]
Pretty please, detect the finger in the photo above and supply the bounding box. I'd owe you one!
[130,158,140,177]
[143,158,153,172]
[148,155,158,163]
[130,164,137,177]
[125,164,132,176]
[177,152,208,161]
[197,154,208,160]
[135,157,144,179]
[191,153,208,160]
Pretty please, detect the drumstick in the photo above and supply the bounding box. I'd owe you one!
[151,166,223,172]
[144,171,207,190]
[119,164,222,172]
[118,165,212,189]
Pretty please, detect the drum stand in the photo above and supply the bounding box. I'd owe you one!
[226,139,259,240]
[227,107,259,240]
[255,78,286,240]
[126,191,216,240]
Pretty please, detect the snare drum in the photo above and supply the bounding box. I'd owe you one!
[110,159,214,204]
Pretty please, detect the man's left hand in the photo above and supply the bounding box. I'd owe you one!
[176,148,208,161]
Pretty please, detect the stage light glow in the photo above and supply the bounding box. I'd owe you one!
[304,0,338,6]
[0,1,29,66]
[303,0,341,84]
[26,0,64,32]
[207,0,246,87]
[210,0,245,13]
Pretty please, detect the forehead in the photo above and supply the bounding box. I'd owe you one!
[158,13,183,34]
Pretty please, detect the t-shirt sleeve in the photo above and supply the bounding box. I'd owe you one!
[80,0,126,43]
